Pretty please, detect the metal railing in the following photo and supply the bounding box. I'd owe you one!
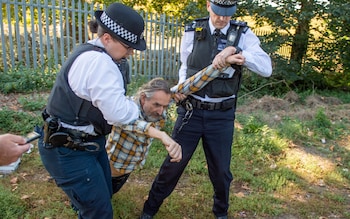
[0,0,182,79]
[1,1,289,79]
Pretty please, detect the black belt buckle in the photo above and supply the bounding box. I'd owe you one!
[191,97,234,111]
[192,98,217,110]
[200,101,215,110]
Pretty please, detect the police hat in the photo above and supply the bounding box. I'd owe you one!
[210,0,237,16]
[95,3,146,51]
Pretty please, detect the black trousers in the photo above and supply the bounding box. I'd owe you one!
[112,173,131,194]
[143,106,235,217]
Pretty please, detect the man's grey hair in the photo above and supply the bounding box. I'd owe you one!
[135,77,171,100]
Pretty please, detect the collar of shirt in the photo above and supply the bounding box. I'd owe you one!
[87,38,105,48]
[208,17,230,35]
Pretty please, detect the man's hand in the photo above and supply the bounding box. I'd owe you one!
[147,127,182,162]
[160,132,182,162]
[0,134,31,166]
[173,93,187,104]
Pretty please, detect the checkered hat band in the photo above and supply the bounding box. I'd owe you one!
[101,12,137,44]
[211,0,237,7]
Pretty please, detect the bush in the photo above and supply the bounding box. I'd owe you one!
[0,65,57,94]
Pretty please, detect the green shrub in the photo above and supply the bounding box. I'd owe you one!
[0,109,41,134]
[18,95,48,111]
[0,65,56,94]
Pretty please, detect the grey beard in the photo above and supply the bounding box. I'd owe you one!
[141,109,162,122]
[143,114,161,122]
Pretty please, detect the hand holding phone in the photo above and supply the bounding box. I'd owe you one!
[24,131,41,144]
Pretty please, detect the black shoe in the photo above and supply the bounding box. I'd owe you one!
[216,216,228,219]
[140,212,153,219]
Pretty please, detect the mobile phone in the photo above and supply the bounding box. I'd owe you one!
[24,131,41,144]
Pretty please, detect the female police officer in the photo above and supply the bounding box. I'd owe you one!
[39,3,146,218]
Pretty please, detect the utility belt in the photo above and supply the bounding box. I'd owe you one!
[185,96,236,111]
[42,110,100,152]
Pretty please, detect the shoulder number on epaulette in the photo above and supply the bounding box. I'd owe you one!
[230,20,249,33]
[230,20,248,27]
[185,21,196,32]
[185,17,208,32]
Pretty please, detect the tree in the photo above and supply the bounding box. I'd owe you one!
[117,0,207,23]
[238,0,349,90]
[316,0,350,89]
[108,0,350,90]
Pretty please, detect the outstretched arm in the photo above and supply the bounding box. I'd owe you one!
[147,126,182,162]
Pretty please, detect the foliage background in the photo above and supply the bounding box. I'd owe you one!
[1,0,349,92]
[104,0,350,92]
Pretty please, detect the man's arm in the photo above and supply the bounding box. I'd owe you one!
[115,120,182,162]
[147,126,182,163]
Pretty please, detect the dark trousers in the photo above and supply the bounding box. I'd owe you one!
[112,173,131,194]
[38,135,113,219]
[143,106,235,217]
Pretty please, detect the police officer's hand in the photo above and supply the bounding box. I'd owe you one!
[212,47,245,69]
[212,46,237,69]
[226,54,245,66]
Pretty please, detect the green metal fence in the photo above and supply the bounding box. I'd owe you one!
[0,0,182,79]
[1,1,289,79]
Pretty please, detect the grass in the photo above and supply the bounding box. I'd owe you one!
[0,82,350,218]
[0,184,26,218]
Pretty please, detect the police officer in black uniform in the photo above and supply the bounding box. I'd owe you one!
[140,1,272,218]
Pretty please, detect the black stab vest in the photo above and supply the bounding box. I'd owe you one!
[186,17,247,98]
[46,43,123,136]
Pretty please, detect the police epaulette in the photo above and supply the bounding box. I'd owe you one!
[194,17,209,22]
[230,20,249,33]
[185,17,209,32]
[184,21,196,32]
[230,20,248,27]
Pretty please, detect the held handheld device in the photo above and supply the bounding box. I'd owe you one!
[24,131,41,144]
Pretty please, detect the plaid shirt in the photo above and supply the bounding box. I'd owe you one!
[106,101,166,175]
[170,65,223,94]
[107,65,221,175]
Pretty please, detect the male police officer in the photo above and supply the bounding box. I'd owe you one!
[140,0,272,218]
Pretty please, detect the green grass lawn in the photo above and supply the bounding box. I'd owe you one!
[0,90,350,219]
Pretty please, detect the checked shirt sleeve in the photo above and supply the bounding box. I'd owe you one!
[119,119,152,135]
[170,65,226,95]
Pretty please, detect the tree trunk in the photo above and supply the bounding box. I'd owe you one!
[290,0,314,70]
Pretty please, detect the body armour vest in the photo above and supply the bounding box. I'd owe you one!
[46,43,124,136]
[185,17,248,98]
